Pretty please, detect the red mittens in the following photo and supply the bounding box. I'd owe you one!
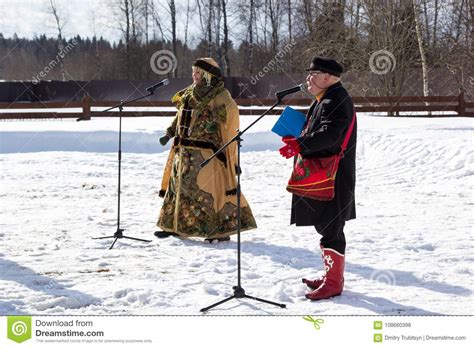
[279,136,301,159]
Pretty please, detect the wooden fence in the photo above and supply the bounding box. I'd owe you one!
[0,93,472,120]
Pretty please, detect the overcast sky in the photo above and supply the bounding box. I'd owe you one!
[0,0,206,43]
[0,1,116,39]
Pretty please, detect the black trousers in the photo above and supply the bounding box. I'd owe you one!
[314,219,346,255]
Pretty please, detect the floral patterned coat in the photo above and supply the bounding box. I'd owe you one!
[157,87,257,238]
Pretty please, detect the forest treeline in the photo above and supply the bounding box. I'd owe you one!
[0,0,472,96]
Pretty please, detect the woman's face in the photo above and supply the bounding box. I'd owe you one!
[192,67,202,85]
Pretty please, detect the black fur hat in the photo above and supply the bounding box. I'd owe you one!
[306,56,343,77]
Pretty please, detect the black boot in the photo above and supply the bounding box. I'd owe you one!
[154,231,179,239]
[205,236,231,243]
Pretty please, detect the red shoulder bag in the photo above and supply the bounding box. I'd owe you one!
[286,113,356,201]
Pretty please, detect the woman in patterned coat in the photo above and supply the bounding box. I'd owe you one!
[155,58,257,242]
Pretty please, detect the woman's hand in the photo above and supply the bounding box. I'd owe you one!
[159,135,171,146]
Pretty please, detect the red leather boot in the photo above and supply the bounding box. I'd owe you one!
[302,244,325,290]
[305,248,345,301]
[302,275,325,290]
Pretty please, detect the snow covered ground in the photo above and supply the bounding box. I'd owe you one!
[0,114,473,315]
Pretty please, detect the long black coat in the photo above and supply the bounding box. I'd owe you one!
[290,82,357,226]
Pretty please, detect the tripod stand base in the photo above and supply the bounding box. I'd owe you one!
[93,229,151,250]
[200,286,286,312]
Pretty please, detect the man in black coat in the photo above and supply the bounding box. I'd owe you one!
[279,56,357,301]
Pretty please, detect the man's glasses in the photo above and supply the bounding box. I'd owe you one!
[308,71,325,77]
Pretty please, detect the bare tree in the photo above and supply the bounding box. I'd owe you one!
[317,0,346,52]
[215,0,222,63]
[302,0,314,35]
[248,0,256,75]
[169,0,178,77]
[287,0,292,43]
[195,0,215,56]
[470,0,474,53]
[454,0,466,42]
[363,0,419,96]
[355,0,361,32]
[413,0,429,97]
[443,0,473,94]
[112,0,146,79]
[209,0,215,56]
[262,0,268,47]
[184,0,191,49]
[432,0,439,51]
[119,0,131,78]
[196,0,205,43]
[130,0,137,41]
[150,1,166,42]
[268,0,281,56]
[48,0,67,81]
[143,0,150,44]
[89,9,102,79]
[222,0,231,76]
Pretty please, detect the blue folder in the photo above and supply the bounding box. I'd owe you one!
[271,106,306,137]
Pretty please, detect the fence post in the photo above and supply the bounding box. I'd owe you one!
[82,94,91,120]
[458,92,465,116]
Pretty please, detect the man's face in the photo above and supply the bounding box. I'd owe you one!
[306,70,329,96]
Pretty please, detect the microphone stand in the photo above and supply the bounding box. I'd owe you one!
[199,97,287,312]
[79,88,164,249]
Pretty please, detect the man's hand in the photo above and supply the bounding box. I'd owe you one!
[159,134,171,146]
[279,136,301,159]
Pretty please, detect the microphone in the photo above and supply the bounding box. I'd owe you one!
[275,84,304,99]
[146,79,170,93]
[77,79,171,122]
